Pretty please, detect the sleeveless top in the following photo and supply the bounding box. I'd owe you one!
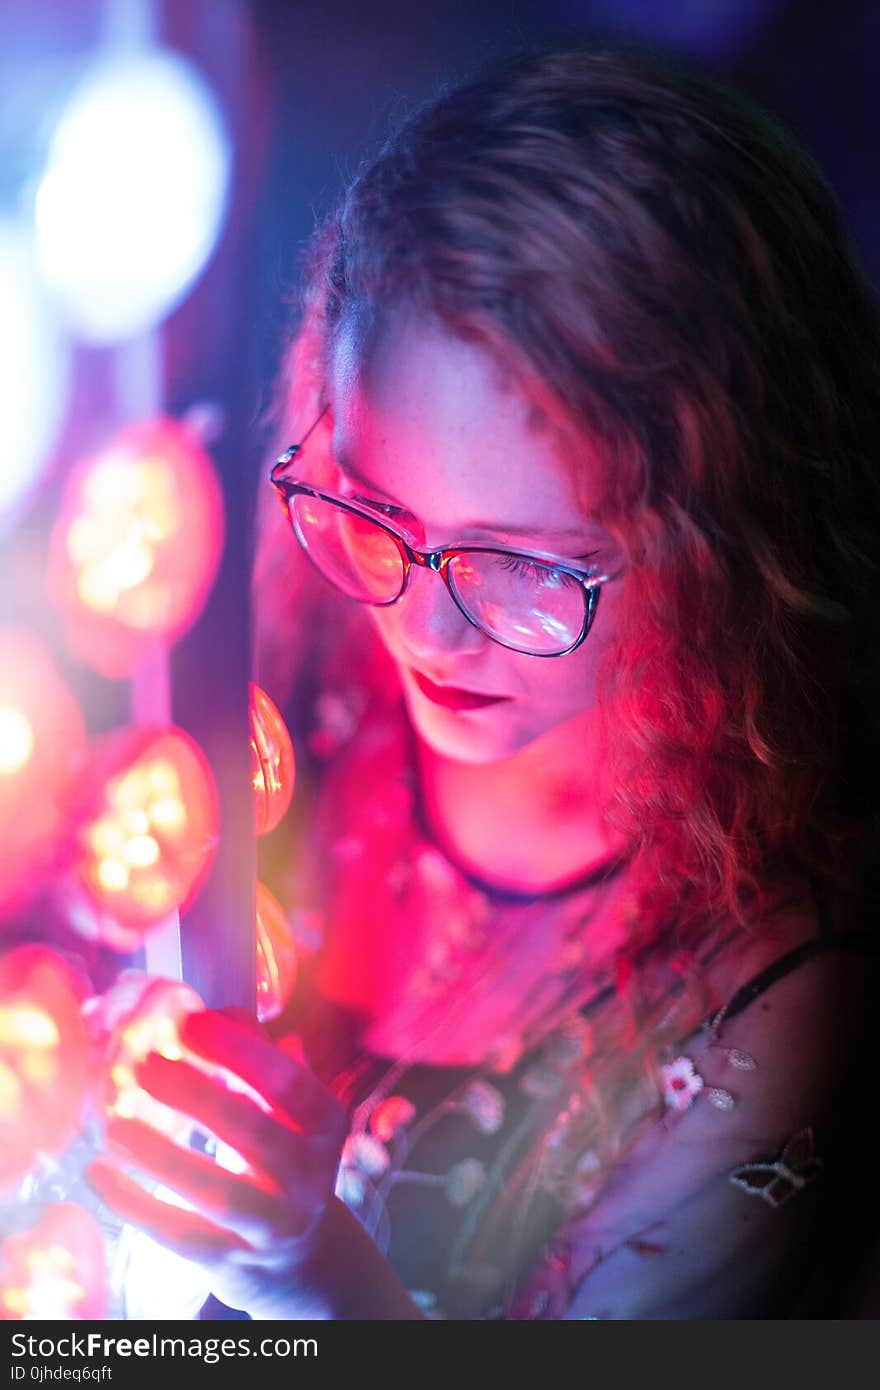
[232,562,880,1320]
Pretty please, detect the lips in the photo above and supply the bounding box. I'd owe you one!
[410,667,510,710]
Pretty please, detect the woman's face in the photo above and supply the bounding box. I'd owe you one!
[329,311,624,765]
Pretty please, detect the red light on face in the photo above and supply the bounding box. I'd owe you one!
[249,683,295,836]
[255,881,297,1023]
[0,631,86,920]
[71,727,218,938]
[0,947,92,1196]
[47,419,224,678]
[0,1202,107,1319]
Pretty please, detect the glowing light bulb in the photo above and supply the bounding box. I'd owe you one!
[47,420,224,679]
[0,947,92,1195]
[0,1204,107,1320]
[255,881,298,1023]
[100,977,206,1142]
[0,631,86,920]
[92,975,271,1171]
[249,684,295,836]
[68,727,219,945]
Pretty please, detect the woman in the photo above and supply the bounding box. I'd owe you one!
[89,44,880,1318]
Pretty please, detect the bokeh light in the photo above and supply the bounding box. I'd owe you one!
[0,630,86,920]
[91,975,270,1165]
[114,1198,211,1320]
[70,726,219,939]
[249,683,295,836]
[0,947,92,1197]
[34,49,230,344]
[0,1202,107,1319]
[255,880,297,1023]
[48,419,224,679]
[95,974,206,1143]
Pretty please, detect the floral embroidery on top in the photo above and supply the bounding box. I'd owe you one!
[660,1054,738,1113]
[370,1096,416,1141]
[658,999,760,1116]
[459,1080,505,1135]
[661,1056,704,1111]
[728,1127,823,1207]
[342,1132,390,1178]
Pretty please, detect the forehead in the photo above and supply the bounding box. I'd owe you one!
[329,312,604,544]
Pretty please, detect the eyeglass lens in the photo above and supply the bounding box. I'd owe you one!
[291,494,589,656]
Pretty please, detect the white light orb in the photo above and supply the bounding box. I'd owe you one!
[34,49,231,344]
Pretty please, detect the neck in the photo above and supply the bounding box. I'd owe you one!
[413,710,626,897]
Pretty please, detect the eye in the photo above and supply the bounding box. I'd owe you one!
[496,554,569,590]
[498,554,549,579]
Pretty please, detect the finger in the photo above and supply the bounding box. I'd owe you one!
[104,1117,291,1248]
[134,1053,306,1186]
[181,1010,337,1127]
[86,1157,249,1268]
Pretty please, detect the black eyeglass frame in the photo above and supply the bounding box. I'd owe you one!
[269,410,623,658]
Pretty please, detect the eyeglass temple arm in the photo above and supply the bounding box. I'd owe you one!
[270,402,331,486]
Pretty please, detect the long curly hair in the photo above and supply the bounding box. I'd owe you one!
[262,42,880,963]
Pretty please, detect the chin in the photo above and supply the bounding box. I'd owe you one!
[403,691,538,765]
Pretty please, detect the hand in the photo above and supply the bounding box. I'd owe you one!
[86,1008,349,1319]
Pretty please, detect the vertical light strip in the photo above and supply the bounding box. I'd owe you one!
[122,335,182,983]
[108,0,182,981]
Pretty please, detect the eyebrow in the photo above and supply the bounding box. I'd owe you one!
[334,450,595,543]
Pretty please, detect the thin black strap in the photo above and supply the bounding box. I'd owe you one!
[722,929,880,1024]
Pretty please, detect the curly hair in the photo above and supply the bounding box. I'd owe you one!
[264,43,880,970]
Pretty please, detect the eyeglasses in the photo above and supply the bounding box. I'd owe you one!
[269,406,623,658]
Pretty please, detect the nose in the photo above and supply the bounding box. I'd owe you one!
[391,560,485,667]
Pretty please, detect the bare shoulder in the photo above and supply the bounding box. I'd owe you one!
[554,920,876,1317]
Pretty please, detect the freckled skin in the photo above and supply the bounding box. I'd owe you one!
[329,310,628,889]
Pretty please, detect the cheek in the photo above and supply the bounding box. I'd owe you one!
[363,602,404,657]
[363,604,387,636]
[527,585,620,715]
[531,645,598,715]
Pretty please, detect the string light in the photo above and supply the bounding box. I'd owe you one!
[48,420,224,679]
[0,631,86,920]
[255,881,297,1023]
[69,727,219,942]
[0,947,92,1196]
[249,683,295,836]
[0,1203,107,1319]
